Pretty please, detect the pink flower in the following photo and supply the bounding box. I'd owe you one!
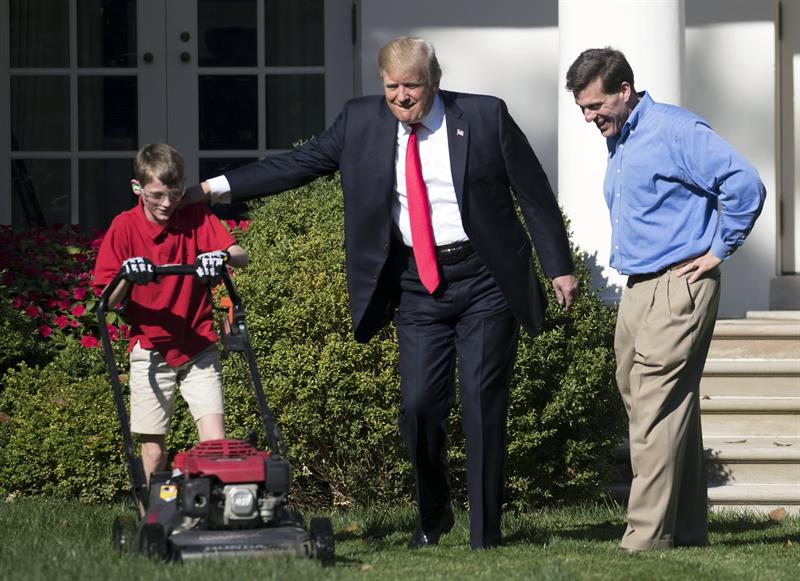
[80,335,99,349]
[69,319,80,328]
[72,286,88,300]
[25,304,40,318]
[53,314,69,329]
[11,295,25,309]
[106,324,120,341]
[57,299,71,310]
[239,220,250,232]
[56,289,70,299]
[70,304,85,317]
[39,324,53,338]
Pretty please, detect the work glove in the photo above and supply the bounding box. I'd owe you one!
[195,251,229,286]
[121,256,155,285]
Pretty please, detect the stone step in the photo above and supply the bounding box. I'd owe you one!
[708,325,800,359]
[746,311,800,321]
[701,359,800,397]
[700,412,800,438]
[708,483,800,507]
[606,483,800,515]
[699,394,800,437]
[700,395,800,413]
[705,436,800,485]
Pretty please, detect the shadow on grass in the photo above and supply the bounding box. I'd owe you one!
[334,509,418,550]
[504,519,622,546]
[708,516,800,547]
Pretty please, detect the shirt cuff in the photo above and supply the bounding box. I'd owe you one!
[206,175,232,206]
[710,239,736,261]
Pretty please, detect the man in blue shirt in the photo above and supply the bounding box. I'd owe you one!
[566,47,765,551]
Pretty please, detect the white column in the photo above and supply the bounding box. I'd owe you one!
[558,0,684,300]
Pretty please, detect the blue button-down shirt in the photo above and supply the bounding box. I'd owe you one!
[604,91,765,275]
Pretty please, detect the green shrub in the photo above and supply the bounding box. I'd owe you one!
[0,175,624,509]
[0,278,39,384]
[0,339,200,502]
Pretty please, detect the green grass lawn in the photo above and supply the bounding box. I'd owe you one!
[0,498,797,580]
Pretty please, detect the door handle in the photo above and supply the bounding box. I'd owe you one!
[180,51,191,63]
[143,52,154,63]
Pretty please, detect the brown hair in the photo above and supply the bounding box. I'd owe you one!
[132,143,185,188]
[378,36,442,87]
[565,47,635,95]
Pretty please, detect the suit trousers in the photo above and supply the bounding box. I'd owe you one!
[615,265,720,550]
[394,250,519,549]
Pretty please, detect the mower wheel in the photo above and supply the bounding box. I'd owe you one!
[309,517,335,566]
[112,515,137,553]
[137,523,170,561]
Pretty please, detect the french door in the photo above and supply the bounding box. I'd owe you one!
[1,0,355,230]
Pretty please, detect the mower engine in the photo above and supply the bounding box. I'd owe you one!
[170,440,291,529]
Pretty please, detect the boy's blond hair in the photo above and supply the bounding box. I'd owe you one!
[133,143,185,188]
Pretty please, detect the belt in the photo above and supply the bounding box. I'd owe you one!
[404,241,475,265]
[627,258,694,285]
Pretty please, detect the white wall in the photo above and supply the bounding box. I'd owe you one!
[685,0,776,316]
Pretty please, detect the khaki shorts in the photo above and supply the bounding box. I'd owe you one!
[129,342,224,435]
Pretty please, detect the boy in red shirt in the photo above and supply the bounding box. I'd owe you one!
[94,143,248,483]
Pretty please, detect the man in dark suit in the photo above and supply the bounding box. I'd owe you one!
[191,36,577,549]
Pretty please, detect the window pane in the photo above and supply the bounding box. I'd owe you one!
[266,74,324,149]
[198,0,257,67]
[265,0,323,66]
[11,159,71,228]
[77,0,138,68]
[200,158,256,220]
[78,76,138,150]
[79,159,136,231]
[10,0,69,67]
[199,76,257,150]
[11,76,70,151]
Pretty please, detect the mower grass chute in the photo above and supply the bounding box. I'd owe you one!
[98,264,335,564]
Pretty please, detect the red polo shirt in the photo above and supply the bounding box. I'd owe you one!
[94,200,237,367]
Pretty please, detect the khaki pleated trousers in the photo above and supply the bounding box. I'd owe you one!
[615,266,720,550]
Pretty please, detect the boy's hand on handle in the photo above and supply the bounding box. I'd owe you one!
[195,251,229,286]
[121,257,155,285]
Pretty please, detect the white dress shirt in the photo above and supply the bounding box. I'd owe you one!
[393,94,468,247]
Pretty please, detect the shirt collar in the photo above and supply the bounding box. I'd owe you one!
[607,90,652,152]
[399,92,445,135]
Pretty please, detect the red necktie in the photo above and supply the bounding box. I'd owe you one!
[406,123,440,294]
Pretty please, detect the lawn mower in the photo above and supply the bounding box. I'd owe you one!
[98,264,334,563]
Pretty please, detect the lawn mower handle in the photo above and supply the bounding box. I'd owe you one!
[97,264,282,509]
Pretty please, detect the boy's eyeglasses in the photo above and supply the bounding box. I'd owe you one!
[142,187,185,203]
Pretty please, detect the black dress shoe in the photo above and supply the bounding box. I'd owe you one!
[408,506,455,549]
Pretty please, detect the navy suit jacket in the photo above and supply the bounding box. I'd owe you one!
[225,90,574,342]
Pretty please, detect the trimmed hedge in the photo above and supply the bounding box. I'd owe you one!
[0,175,625,509]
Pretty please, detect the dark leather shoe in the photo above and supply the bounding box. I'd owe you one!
[408,506,455,549]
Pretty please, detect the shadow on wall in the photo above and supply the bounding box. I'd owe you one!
[582,250,623,303]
